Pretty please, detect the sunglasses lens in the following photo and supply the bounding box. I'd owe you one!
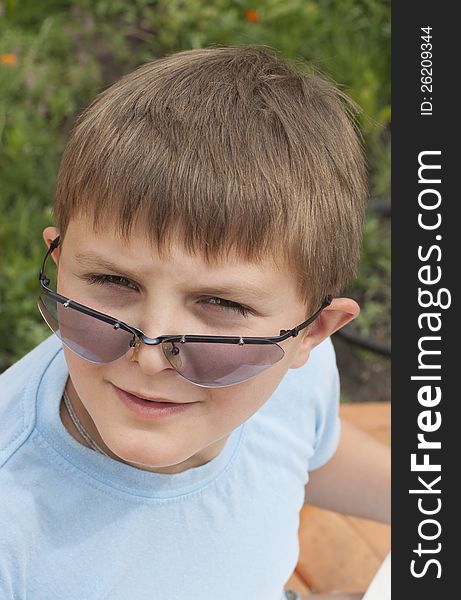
[38,295,134,363]
[162,340,285,387]
[38,295,284,385]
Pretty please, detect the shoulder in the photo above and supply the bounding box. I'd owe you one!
[0,334,63,468]
[273,337,341,469]
[0,481,30,596]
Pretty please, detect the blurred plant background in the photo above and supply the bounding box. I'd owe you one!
[0,0,390,400]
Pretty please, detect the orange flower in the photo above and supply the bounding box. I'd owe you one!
[0,53,17,65]
[244,9,260,23]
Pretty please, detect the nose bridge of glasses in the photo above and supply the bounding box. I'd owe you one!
[130,333,184,372]
[138,334,165,346]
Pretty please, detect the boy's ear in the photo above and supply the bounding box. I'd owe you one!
[42,226,60,264]
[289,297,359,369]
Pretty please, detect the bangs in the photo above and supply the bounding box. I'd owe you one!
[61,101,296,269]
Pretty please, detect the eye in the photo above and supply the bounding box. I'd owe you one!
[84,273,138,291]
[202,296,250,317]
[83,275,250,316]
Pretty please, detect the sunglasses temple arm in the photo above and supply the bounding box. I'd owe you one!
[296,294,333,334]
[279,295,333,338]
[39,236,61,284]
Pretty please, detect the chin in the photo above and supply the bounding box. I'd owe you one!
[104,436,198,472]
[126,457,184,473]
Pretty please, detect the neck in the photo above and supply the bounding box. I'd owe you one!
[61,380,114,457]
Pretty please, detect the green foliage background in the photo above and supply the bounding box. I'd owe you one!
[0,0,390,371]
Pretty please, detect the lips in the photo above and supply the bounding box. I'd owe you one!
[113,385,199,419]
[112,385,192,404]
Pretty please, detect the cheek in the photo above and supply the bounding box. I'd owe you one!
[213,358,291,424]
[63,348,107,406]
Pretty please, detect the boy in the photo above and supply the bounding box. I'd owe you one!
[0,46,390,599]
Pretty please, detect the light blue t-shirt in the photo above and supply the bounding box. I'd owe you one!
[0,334,340,600]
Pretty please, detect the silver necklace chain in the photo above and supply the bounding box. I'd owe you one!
[62,388,110,457]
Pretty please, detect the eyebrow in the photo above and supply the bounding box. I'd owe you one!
[74,252,151,278]
[73,251,275,304]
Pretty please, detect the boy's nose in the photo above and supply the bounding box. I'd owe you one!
[128,338,178,377]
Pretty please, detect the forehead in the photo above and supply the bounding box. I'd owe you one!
[61,216,304,309]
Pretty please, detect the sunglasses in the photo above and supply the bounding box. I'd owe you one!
[37,236,332,388]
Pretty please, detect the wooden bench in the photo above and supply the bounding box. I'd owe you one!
[285,402,391,597]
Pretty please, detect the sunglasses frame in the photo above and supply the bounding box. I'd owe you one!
[38,236,332,360]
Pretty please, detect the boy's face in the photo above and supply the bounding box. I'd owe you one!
[44,216,356,474]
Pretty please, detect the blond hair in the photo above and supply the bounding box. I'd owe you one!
[53,45,368,313]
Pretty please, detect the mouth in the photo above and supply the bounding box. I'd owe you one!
[111,384,200,419]
[112,384,196,405]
